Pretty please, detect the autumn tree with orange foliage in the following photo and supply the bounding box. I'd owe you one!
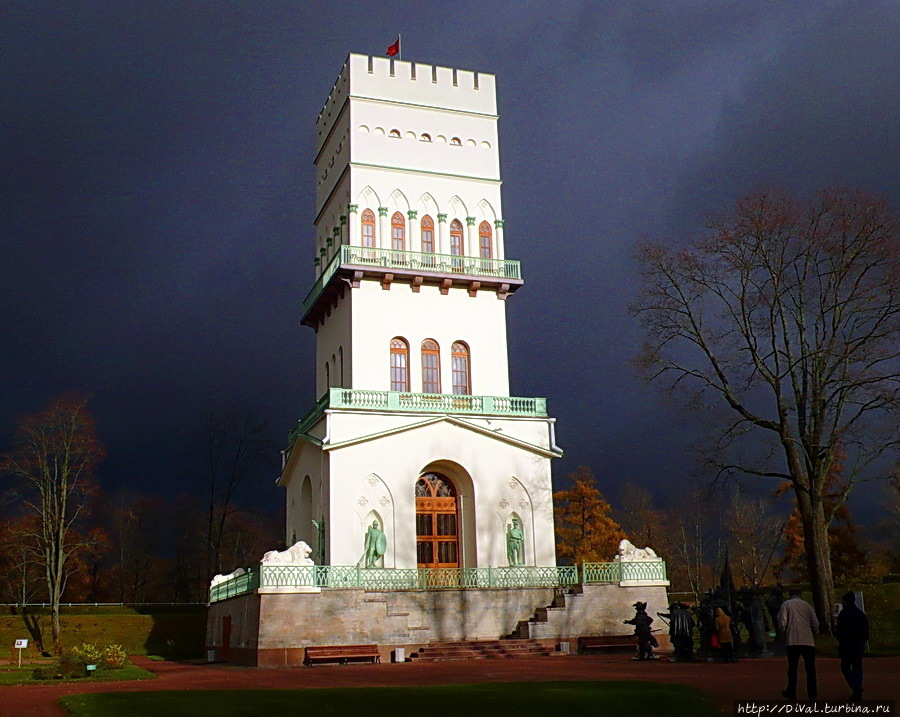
[1,395,104,652]
[554,467,625,565]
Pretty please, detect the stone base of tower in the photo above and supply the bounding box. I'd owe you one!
[205,583,671,667]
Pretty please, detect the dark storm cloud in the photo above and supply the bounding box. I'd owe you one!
[2,2,897,517]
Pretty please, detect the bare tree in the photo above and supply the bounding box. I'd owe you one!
[615,482,661,548]
[632,188,899,632]
[725,487,785,587]
[658,485,722,600]
[199,410,272,578]
[1,395,104,651]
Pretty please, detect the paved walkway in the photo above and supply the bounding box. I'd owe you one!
[2,654,898,716]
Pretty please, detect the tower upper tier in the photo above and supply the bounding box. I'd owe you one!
[305,54,521,329]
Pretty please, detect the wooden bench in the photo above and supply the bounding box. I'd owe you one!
[303,644,381,667]
[578,635,635,655]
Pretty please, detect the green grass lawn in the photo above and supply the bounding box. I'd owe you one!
[60,681,721,717]
[0,660,155,686]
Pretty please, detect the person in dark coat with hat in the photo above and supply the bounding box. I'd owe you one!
[624,601,657,660]
[835,591,870,702]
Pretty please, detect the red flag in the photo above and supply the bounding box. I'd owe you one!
[386,38,400,57]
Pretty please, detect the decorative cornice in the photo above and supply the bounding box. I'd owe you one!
[378,206,388,217]
[437,213,447,223]
[407,210,418,220]
[466,216,476,226]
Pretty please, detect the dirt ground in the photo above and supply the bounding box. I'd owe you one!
[2,654,898,717]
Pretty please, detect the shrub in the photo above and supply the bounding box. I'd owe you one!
[72,643,103,666]
[102,644,127,668]
[58,651,87,678]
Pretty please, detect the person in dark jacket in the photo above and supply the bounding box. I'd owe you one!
[624,601,656,660]
[835,591,870,702]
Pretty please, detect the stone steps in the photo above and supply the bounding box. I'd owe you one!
[408,639,558,662]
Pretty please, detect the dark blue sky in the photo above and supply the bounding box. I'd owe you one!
[2,1,898,521]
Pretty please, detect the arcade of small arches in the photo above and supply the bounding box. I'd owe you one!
[363,210,493,259]
[358,124,492,149]
[315,192,503,265]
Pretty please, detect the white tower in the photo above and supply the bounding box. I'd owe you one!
[279,54,562,571]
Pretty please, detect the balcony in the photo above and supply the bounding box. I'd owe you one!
[289,388,548,444]
[302,245,524,326]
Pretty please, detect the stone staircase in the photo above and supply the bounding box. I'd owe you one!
[407,639,560,662]
[507,587,582,640]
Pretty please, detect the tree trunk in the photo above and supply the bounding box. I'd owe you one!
[795,487,835,635]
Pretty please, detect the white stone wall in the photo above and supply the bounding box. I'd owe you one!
[206,583,671,666]
[348,279,510,396]
[283,411,557,569]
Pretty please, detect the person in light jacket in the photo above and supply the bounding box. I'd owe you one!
[777,589,819,701]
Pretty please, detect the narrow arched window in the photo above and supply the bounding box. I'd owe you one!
[450,220,464,270]
[451,342,470,395]
[391,211,405,251]
[422,339,441,394]
[421,215,435,254]
[479,221,492,259]
[390,338,409,392]
[450,220,464,255]
[361,209,376,248]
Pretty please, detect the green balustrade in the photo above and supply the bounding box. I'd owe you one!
[581,560,667,584]
[288,389,548,444]
[303,245,523,316]
[208,564,580,603]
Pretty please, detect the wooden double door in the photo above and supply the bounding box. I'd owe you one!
[415,473,459,569]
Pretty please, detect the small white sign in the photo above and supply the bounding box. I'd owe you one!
[14,639,28,649]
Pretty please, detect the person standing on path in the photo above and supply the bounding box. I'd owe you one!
[714,607,735,662]
[835,591,869,702]
[777,588,819,701]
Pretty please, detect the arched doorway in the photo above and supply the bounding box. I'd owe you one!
[415,473,459,568]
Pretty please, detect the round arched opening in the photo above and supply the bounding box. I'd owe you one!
[415,473,459,568]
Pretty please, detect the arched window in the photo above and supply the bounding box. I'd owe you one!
[420,133,432,142]
[450,219,464,270]
[390,338,409,392]
[391,211,405,251]
[421,339,441,394]
[389,128,401,138]
[451,342,470,395]
[479,221,492,259]
[361,209,376,248]
[420,215,435,254]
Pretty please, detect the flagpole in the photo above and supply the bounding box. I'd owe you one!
[398,34,402,62]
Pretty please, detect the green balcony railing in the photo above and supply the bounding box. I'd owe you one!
[289,388,548,444]
[303,245,523,316]
[209,565,580,603]
[582,560,668,584]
